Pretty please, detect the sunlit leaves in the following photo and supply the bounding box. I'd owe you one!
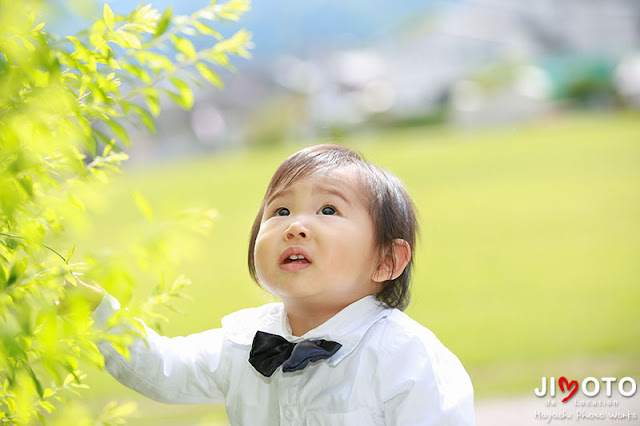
[103,4,115,32]
[122,102,155,133]
[126,4,160,34]
[54,0,252,147]
[172,36,197,60]
[0,0,251,423]
[168,77,194,109]
[154,7,172,39]
[192,20,222,39]
[215,0,251,21]
[141,87,161,116]
[213,29,253,59]
[137,51,174,74]
[111,31,143,50]
[199,0,251,22]
[196,62,223,88]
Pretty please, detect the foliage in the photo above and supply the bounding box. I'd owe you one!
[0,0,251,423]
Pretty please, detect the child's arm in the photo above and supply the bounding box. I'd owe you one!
[91,293,227,405]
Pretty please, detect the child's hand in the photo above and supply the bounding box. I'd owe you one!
[59,275,105,315]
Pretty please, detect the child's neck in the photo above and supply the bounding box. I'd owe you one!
[284,301,348,336]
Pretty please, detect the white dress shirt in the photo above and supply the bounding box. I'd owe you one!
[94,294,475,425]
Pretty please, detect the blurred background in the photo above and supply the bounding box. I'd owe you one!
[46,0,640,424]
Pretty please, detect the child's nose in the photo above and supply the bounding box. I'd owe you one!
[284,221,310,241]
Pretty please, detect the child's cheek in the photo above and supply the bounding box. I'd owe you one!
[253,232,274,279]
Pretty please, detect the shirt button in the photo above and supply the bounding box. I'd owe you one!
[283,406,294,421]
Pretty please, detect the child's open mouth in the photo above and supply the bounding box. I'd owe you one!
[279,248,312,271]
[283,254,310,264]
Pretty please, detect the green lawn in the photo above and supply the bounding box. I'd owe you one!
[69,112,640,424]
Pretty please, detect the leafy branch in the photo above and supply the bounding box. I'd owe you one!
[0,0,251,423]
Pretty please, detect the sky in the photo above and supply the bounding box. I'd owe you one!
[45,0,452,62]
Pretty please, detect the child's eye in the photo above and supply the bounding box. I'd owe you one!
[318,206,337,215]
[275,207,290,216]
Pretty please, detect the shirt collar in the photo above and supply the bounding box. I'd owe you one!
[221,295,391,366]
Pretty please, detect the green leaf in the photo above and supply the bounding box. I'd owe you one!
[102,140,113,157]
[142,88,161,116]
[130,104,156,133]
[68,193,86,211]
[77,115,93,137]
[106,119,130,146]
[25,363,44,399]
[90,20,108,49]
[65,243,75,263]
[202,49,230,67]
[63,371,79,386]
[112,31,142,49]
[215,0,251,21]
[6,238,19,250]
[104,3,115,32]
[17,174,34,197]
[0,264,7,285]
[132,191,154,221]
[19,37,35,51]
[136,51,173,75]
[216,29,252,58]
[122,63,151,84]
[65,35,83,50]
[196,62,223,88]
[7,257,27,286]
[128,4,157,34]
[107,56,121,69]
[169,77,193,109]
[122,31,143,49]
[154,7,172,39]
[192,20,221,39]
[39,401,56,414]
[173,36,197,60]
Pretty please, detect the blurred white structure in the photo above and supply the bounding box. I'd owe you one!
[273,0,640,131]
[128,0,640,161]
[615,52,640,106]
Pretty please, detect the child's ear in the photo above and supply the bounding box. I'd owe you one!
[372,239,411,283]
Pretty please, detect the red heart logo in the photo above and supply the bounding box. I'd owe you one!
[559,376,578,402]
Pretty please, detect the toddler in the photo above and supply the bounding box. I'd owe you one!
[89,144,475,425]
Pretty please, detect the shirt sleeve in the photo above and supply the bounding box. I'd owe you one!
[380,323,476,425]
[92,293,226,404]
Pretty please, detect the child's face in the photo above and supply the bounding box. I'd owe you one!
[253,165,381,311]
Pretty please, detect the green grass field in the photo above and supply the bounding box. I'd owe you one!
[69,112,640,424]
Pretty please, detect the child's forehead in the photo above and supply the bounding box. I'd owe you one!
[268,164,370,202]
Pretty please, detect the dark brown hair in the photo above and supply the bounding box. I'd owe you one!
[247,144,418,310]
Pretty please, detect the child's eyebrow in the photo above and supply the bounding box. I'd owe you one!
[266,185,352,206]
[265,188,291,207]
[316,186,352,206]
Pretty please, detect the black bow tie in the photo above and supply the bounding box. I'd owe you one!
[249,331,342,377]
